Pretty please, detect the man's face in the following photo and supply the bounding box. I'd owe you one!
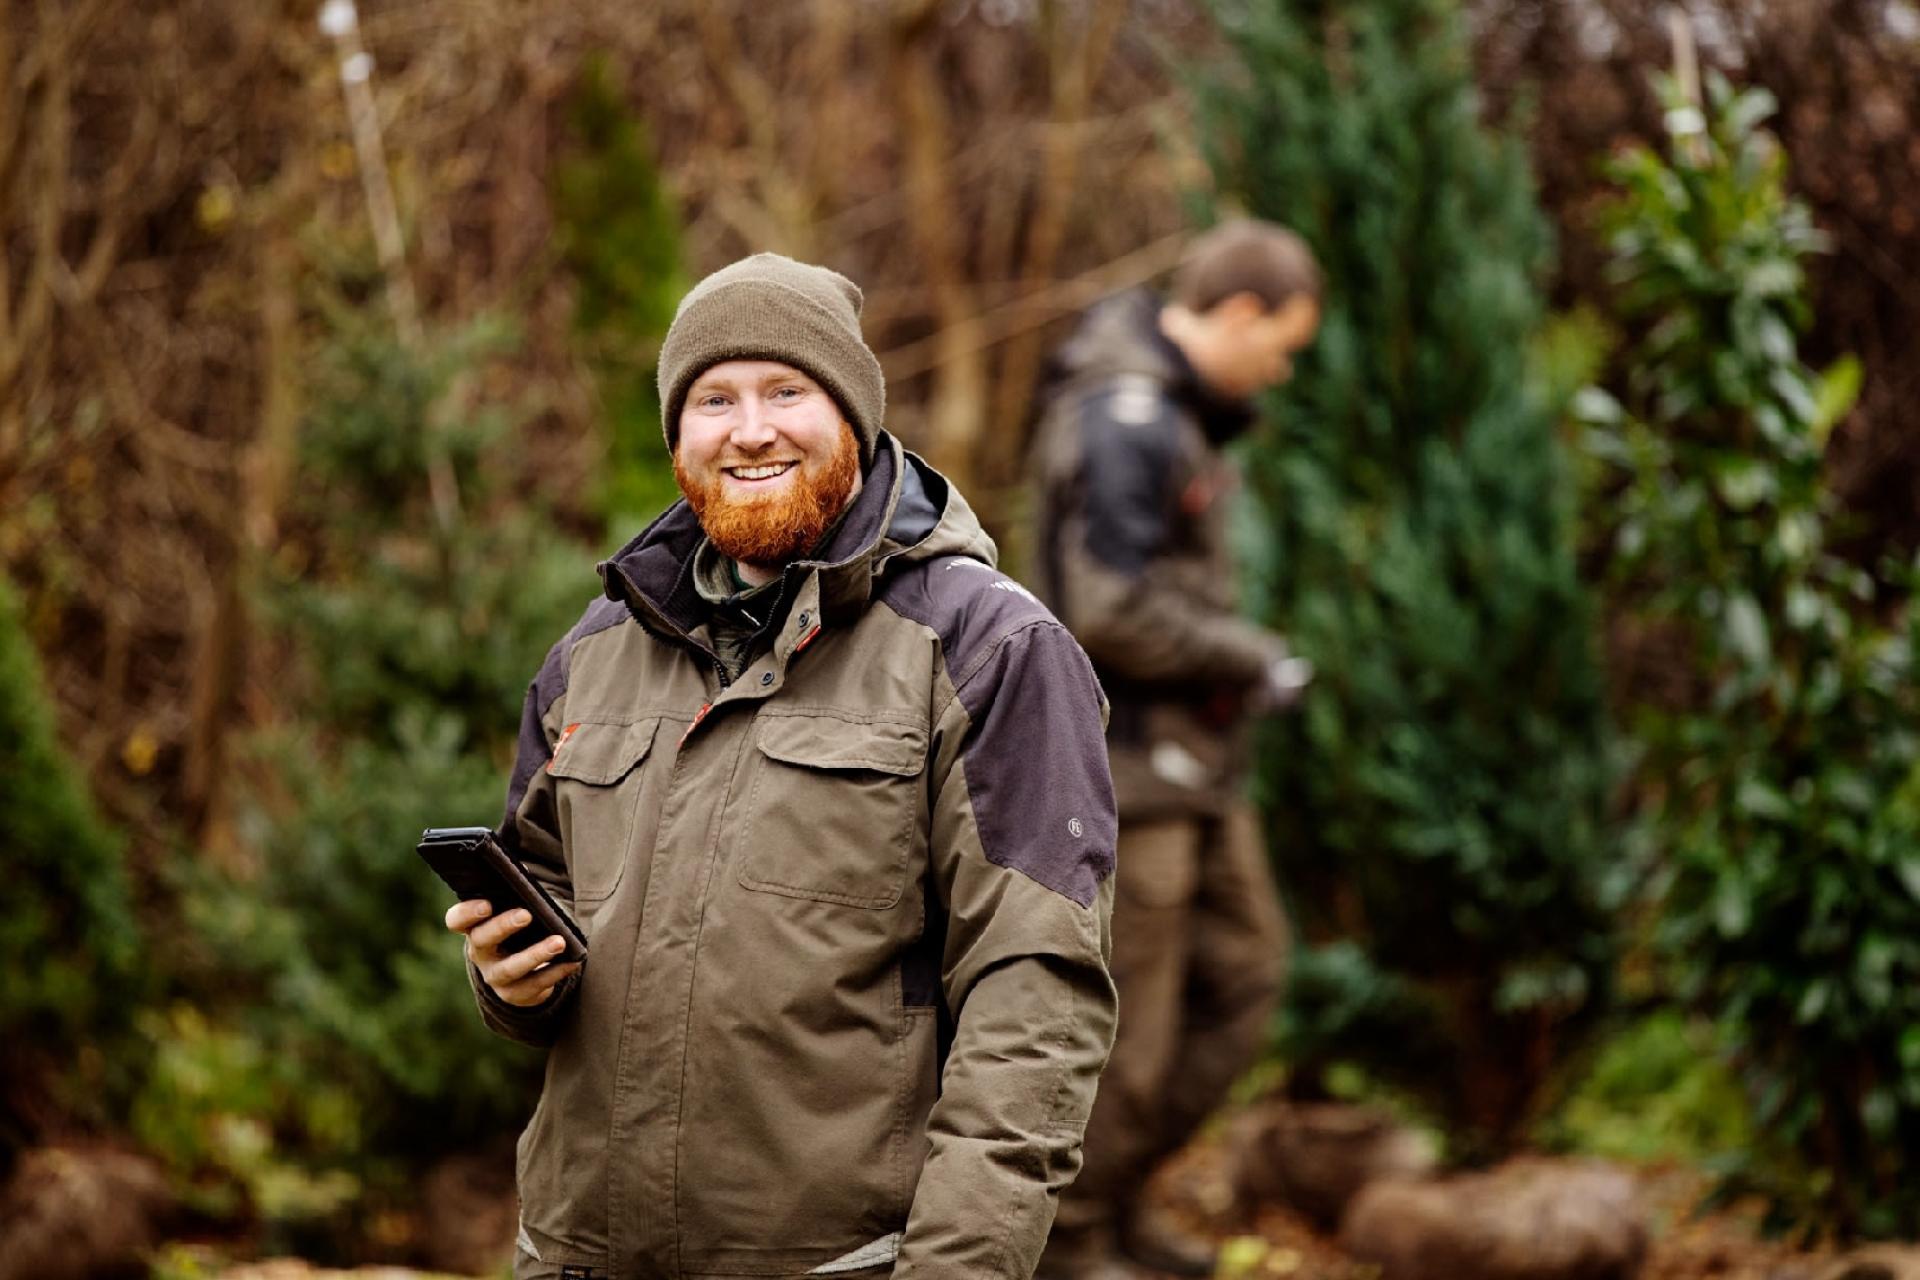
[674,360,863,573]
[1207,292,1321,399]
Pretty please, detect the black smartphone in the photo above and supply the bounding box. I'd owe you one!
[417,826,588,964]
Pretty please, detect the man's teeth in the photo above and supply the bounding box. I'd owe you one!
[729,463,795,480]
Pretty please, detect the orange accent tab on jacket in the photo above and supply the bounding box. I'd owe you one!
[678,702,713,748]
[545,722,584,772]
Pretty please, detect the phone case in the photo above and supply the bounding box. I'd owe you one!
[417,826,588,964]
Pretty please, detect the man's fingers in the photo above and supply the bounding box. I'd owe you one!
[492,961,582,1008]
[482,932,570,987]
[445,899,494,933]
[470,907,535,951]
[451,901,579,1008]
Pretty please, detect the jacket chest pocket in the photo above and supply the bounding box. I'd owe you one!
[546,717,658,903]
[736,712,928,909]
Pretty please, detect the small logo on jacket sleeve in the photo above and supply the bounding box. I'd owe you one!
[1106,376,1164,425]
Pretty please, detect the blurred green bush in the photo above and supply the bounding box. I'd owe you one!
[1537,1009,1752,1166]
[124,72,688,1249]
[1581,72,1920,1238]
[553,54,687,527]
[1191,0,1616,1154]
[0,576,139,1148]
[138,307,599,1252]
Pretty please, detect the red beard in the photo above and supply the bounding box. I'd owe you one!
[675,424,861,568]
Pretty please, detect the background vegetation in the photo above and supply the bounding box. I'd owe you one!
[1581,72,1920,1236]
[1193,0,1614,1157]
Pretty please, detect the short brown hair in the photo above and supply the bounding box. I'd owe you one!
[1171,218,1323,313]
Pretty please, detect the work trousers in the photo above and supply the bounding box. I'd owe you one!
[1054,803,1289,1234]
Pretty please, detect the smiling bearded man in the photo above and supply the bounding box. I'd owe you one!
[671,370,863,574]
[446,252,1119,1280]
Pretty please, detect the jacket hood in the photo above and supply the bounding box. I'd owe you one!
[1045,287,1258,445]
[597,431,996,642]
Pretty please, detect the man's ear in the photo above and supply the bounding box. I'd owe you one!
[1275,292,1321,344]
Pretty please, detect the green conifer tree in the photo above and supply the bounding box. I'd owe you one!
[1191,0,1615,1150]
[148,310,601,1248]
[0,577,137,1146]
[553,56,686,527]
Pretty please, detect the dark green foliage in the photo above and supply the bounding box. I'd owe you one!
[1583,74,1920,1238]
[552,55,686,525]
[0,576,138,1133]
[1274,944,1453,1110]
[278,312,588,744]
[1192,0,1615,1150]
[149,309,599,1241]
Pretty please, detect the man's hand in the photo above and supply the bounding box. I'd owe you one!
[445,899,582,1008]
[1251,654,1315,715]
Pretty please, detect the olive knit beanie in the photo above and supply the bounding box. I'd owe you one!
[657,253,886,464]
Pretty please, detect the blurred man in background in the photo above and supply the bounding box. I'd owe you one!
[448,253,1118,1279]
[1029,220,1322,1280]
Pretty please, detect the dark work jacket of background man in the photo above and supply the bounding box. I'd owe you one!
[1029,287,1290,820]
[474,435,1119,1280]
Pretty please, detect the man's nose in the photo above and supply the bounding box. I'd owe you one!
[730,397,778,448]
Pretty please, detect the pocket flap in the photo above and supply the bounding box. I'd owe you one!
[754,714,927,777]
[545,718,657,785]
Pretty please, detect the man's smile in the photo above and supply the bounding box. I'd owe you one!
[724,461,799,483]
